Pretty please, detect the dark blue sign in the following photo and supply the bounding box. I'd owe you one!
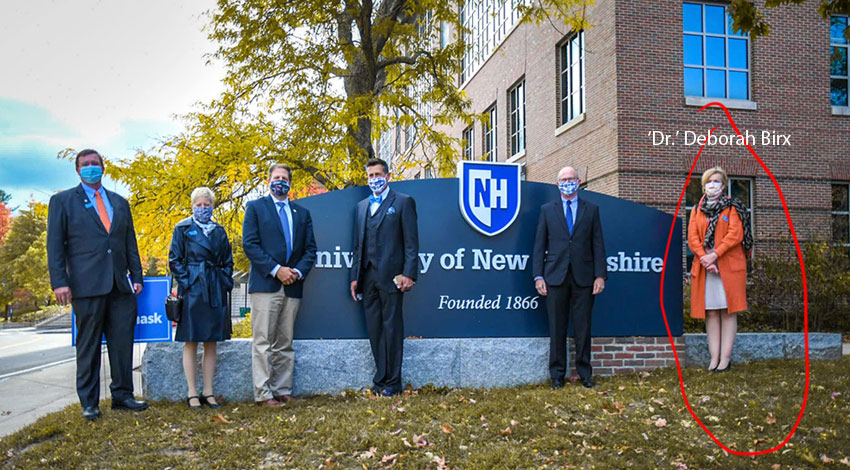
[292,178,682,339]
[72,276,173,345]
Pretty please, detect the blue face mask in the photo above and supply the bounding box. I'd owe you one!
[193,206,213,224]
[559,180,579,196]
[80,165,103,184]
[368,176,387,194]
[270,180,290,197]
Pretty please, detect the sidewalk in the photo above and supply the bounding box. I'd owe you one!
[0,344,146,438]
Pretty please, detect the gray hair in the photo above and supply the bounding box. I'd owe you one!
[190,187,215,207]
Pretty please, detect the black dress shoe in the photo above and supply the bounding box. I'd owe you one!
[551,379,565,389]
[713,362,732,373]
[82,406,102,421]
[111,397,149,411]
[201,395,221,409]
[581,377,595,388]
[370,385,381,395]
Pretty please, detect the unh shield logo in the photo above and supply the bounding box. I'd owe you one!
[458,161,521,236]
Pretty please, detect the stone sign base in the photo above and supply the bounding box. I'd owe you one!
[141,333,842,402]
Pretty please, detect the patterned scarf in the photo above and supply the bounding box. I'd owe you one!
[193,218,217,238]
[700,194,754,256]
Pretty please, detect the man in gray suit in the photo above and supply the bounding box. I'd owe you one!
[532,166,607,389]
[47,149,148,420]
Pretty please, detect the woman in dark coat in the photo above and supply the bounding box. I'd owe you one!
[169,187,234,408]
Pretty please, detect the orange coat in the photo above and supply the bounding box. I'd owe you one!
[687,199,748,318]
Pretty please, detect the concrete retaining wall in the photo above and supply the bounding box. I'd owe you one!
[142,332,842,401]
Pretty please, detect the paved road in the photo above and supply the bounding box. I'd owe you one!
[0,328,75,378]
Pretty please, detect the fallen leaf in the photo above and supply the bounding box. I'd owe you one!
[822,455,835,464]
[359,447,377,459]
[655,418,667,428]
[501,427,512,436]
[413,434,432,448]
[766,414,776,425]
[390,428,403,436]
[839,456,850,466]
[441,424,454,434]
[771,465,780,470]
[510,419,519,427]
[212,415,230,424]
[402,438,412,448]
[380,453,398,464]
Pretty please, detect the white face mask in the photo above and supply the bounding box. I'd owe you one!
[705,181,723,198]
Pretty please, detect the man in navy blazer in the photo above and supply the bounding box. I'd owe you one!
[46,149,148,421]
[533,166,607,389]
[243,163,316,406]
[349,158,419,396]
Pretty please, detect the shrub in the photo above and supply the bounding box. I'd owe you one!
[746,241,850,333]
[232,313,252,338]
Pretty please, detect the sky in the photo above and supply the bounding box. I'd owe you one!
[0,0,225,211]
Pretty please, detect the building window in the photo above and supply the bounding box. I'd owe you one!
[425,166,434,179]
[559,31,585,125]
[483,105,497,161]
[684,176,754,270]
[462,125,475,159]
[461,0,527,83]
[509,80,526,156]
[683,3,750,100]
[833,183,850,244]
[831,16,849,107]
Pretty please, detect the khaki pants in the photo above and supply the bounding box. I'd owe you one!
[251,285,300,401]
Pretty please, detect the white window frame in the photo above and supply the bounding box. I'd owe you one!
[831,15,849,113]
[462,125,475,160]
[832,182,850,245]
[682,2,752,102]
[559,31,585,126]
[483,104,497,161]
[509,79,526,157]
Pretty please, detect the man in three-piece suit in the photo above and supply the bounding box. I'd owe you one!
[243,163,317,406]
[46,149,149,421]
[349,158,419,396]
[533,166,607,389]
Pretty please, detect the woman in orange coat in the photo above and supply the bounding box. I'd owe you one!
[688,167,752,373]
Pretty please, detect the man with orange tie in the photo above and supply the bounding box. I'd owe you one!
[47,149,148,421]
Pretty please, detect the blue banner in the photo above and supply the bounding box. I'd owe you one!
[72,276,173,345]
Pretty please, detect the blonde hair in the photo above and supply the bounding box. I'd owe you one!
[190,187,215,207]
[700,166,728,193]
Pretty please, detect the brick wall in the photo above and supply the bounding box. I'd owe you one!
[569,336,686,377]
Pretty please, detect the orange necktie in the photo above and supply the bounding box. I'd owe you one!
[94,190,111,232]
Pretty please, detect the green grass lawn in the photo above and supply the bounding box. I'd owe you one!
[2,358,848,469]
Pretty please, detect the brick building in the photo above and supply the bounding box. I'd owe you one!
[382,0,849,376]
[392,0,849,255]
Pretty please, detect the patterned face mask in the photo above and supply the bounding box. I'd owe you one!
[559,180,579,196]
[193,206,213,224]
[368,176,387,194]
[270,180,290,197]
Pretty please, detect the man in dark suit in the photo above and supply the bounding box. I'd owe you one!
[47,149,148,421]
[243,163,317,406]
[349,158,419,396]
[532,166,607,389]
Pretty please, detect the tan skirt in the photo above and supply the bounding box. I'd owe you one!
[704,250,727,310]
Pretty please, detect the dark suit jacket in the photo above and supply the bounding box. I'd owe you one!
[47,184,143,298]
[532,196,607,287]
[350,190,419,292]
[242,196,317,297]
